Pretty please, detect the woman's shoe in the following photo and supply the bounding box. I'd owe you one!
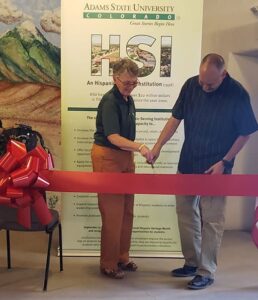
[118,261,138,271]
[100,268,125,279]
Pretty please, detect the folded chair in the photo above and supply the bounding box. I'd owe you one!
[0,205,63,291]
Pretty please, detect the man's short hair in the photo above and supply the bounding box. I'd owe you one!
[201,53,225,70]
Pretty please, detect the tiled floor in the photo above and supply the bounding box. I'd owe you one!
[0,230,258,299]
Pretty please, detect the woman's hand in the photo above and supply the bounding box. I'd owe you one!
[139,144,153,162]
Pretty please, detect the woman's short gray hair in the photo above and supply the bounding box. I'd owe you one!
[113,58,139,76]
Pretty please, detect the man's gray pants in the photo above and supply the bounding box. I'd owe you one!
[176,195,226,278]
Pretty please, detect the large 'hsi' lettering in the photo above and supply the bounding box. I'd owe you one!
[91,34,172,77]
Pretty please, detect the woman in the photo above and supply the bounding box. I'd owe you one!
[91,58,152,279]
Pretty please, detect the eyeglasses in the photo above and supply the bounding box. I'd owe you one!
[116,77,139,87]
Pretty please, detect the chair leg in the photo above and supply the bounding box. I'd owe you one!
[6,230,11,269]
[43,231,53,291]
[58,223,63,271]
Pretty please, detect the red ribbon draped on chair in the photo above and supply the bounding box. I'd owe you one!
[0,140,53,228]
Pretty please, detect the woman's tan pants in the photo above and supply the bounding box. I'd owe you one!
[91,144,135,270]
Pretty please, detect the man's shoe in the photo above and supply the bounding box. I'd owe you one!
[187,275,214,290]
[171,265,197,277]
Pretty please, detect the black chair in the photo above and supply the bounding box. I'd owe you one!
[0,205,63,291]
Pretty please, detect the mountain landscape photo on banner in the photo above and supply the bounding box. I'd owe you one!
[0,20,60,86]
[0,20,60,125]
[0,0,60,213]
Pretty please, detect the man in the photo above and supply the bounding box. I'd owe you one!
[151,53,258,289]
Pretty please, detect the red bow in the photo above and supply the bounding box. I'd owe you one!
[0,140,53,228]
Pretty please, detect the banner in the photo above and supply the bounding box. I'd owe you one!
[61,0,203,256]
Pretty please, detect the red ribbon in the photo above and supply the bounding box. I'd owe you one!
[0,140,53,229]
[41,169,258,248]
[41,170,258,196]
[3,140,257,243]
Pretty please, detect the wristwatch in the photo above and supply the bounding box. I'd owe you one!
[222,159,233,169]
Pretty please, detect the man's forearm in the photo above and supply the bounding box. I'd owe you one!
[223,135,250,161]
[155,116,181,150]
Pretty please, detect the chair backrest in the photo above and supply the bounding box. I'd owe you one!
[0,123,47,155]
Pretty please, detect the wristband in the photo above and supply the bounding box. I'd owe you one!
[138,143,146,151]
[222,159,233,169]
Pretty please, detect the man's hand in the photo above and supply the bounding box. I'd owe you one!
[149,143,162,165]
[204,161,224,174]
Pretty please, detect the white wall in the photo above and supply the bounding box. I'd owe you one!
[202,0,258,229]
[202,0,258,61]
